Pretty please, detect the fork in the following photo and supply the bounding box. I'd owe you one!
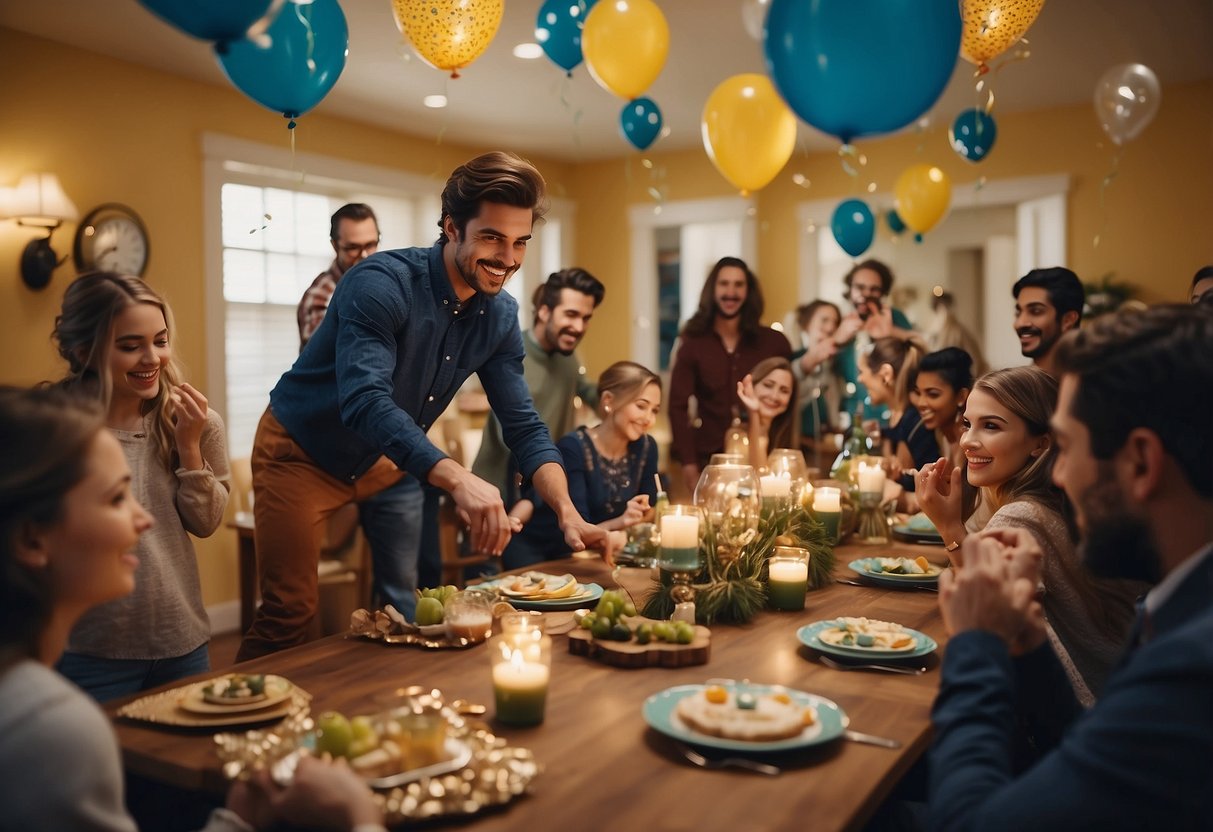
[818,654,927,675]
[680,745,781,776]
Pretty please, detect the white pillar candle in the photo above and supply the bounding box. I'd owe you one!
[812,487,841,513]
[660,513,700,548]
[768,559,808,583]
[759,474,792,498]
[857,462,885,496]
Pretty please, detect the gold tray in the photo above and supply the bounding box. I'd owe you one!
[116,683,311,729]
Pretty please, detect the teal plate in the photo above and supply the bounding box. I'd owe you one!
[891,525,944,545]
[642,683,847,753]
[798,620,937,660]
[848,558,942,589]
[478,578,604,610]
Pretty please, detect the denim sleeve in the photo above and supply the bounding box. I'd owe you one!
[479,326,561,480]
[332,267,446,478]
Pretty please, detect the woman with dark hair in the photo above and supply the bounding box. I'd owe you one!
[504,361,663,569]
[858,336,938,487]
[53,272,230,702]
[790,300,841,444]
[911,347,974,469]
[0,386,383,832]
[918,366,1141,702]
[735,356,798,468]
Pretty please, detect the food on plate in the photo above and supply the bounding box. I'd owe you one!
[675,685,816,742]
[818,617,916,651]
[869,555,941,576]
[578,590,696,645]
[315,708,451,778]
[201,673,266,705]
[497,572,585,601]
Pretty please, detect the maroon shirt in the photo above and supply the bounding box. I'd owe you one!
[668,327,792,468]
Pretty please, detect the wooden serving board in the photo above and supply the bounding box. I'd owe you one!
[567,622,711,668]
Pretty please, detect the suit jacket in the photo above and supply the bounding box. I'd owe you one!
[928,546,1213,831]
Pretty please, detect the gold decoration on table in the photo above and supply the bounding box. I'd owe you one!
[348,604,497,649]
[115,681,311,729]
[215,689,539,824]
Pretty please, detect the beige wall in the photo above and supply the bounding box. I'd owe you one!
[2,25,1210,610]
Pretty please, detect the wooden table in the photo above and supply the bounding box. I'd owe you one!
[111,542,947,832]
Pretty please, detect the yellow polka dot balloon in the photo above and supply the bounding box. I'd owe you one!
[960,0,1045,71]
[393,0,504,78]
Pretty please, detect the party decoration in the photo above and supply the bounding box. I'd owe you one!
[960,0,1045,72]
[764,0,960,144]
[217,0,347,122]
[741,0,771,41]
[949,108,998,162]
[620,97,663,151]
[831,199,875,258]
[393,0,504,78]
[1093,63,1161,146]
[894,164,952,234]
[886,209,906,235]
[535,0,598,74]
[138,0,277,42]
[582,0,669,100]
[701,74,797,195]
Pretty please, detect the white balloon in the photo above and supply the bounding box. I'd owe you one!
[740,0,770,41]
[1093,63,1161,146]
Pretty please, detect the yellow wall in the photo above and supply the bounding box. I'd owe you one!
[2,24,1210,611]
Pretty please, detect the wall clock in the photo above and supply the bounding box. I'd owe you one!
[73,203,149,276]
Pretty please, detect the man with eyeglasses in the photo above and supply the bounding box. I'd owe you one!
[297,203,382,349]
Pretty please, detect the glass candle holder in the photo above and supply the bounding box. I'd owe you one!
[708,453,747,466]
[767,447,809,506]
[768,546,810,611]
[444,589,495,643]
[812,486,842,544]
[656,504,703,604]
[693,463,759,560]
[490,625,551,727]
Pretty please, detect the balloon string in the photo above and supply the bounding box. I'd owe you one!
[295,1,317,74]
[434,75,450,146]
[1093,146,1123,249]
[838,144,864,183]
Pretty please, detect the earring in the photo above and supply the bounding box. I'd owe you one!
[604,406,611,414]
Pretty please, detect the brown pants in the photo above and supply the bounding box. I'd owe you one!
[236,409,404,661]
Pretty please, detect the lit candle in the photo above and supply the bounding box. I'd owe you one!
[812,486,842,543]
[659,512,700,571]
[492,651,550,726]
[760,474,792,512]
[857,462,885,497]
[768,556,809,611]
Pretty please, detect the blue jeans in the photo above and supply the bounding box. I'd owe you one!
[57,643,211,703]
[360,475,424,619]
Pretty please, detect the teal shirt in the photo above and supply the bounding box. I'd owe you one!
[836,306,913,424]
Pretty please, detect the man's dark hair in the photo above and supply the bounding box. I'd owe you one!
[1056,304,1213,498]
[1013,267,1085,322]
[681,256,765,339]
[329,203,378,241]
[844,259,895,294]
[531,268,605,325]
[437,151,547,243]
[1191,265,1213,290]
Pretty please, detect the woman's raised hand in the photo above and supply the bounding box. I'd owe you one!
[736,374,760,414]
[916,457,965,555]
[620,494,650,528]
[170,383,208,469]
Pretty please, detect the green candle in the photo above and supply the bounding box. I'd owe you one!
[492,659,549,726]
[768,558,808,610]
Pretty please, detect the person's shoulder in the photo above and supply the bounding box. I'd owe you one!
[1,661,113,744]
[757,326,792,351]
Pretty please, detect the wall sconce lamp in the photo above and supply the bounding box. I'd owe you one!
[0,173,79,291]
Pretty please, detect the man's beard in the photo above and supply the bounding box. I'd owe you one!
[1078,470,1162,584]
[1017,326,1060,359]
[543,320,581,356]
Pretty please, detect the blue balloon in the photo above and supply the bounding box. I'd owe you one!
[535,0,599,74]
[831,199,875,258]
[949,108,998,163]
[620,98,663,151]
[217,0,347,120]
[764,0,961,143]
[139,0,276,42]
[885,209,906,234]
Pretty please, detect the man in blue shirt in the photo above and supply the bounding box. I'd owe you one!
[238,152,611,660]
[929,304,1213,830]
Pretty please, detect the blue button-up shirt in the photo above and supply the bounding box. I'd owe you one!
[269,242,561,483]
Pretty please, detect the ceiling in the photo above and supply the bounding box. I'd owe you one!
[4,0,1211,161]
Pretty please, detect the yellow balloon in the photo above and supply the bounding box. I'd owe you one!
[582,0,669,100]
[894,164,952,233]
[701,74,797,195]
[393,0,503,77]
[960,0,1046,69]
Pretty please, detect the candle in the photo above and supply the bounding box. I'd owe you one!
[659,512,700,571]
[760,474,792,512]
[768,559,809,611]
[812,486,842,543]
[492,654,550,727]
[857,462,885,497]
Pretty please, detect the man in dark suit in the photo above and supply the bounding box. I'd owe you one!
[928,304,1213,830]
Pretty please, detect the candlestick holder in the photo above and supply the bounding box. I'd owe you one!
[854,490,890,544]
[657,504,704,607]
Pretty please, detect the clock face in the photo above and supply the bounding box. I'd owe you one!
[74,204,150,276]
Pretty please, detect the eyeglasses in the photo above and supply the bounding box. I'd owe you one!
[336,239,380,256]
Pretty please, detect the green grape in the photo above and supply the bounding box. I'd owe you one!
[622,601,637,618]
[591,617,612,640]
[610,622,633,642]
[579,612,597,630]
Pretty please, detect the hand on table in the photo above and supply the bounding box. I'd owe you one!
[225,756,382,831]
[564,515,618,567]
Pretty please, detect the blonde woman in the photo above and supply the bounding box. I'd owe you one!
[504,362,662,569]
[918,366,1141,701]
[52,272,230,702]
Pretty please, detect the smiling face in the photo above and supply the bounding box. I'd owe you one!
[1014,286,1073,360]
[805,305,840,343]
[38,430,153,611]
[960,388,1047,489]
[536,288,596,356]
[713,266,748,320]
[332,216,380,275]
[857,358,891,406]
[107,302,170,409]
[754,368,794,420]
[604,382,661,443]
[442,201,532,299]
[914,370,967,431]
[847,267,886,315]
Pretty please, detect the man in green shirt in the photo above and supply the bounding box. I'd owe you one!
[472,268,604,506]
